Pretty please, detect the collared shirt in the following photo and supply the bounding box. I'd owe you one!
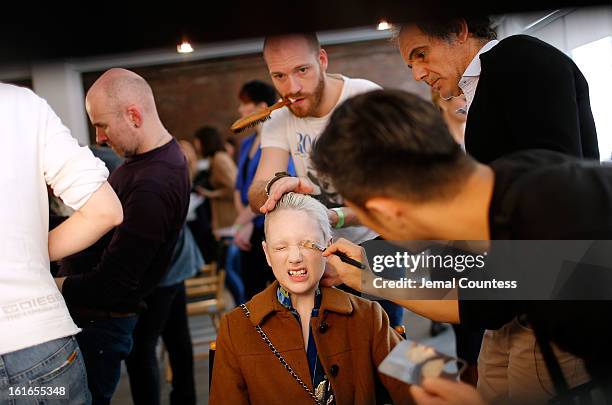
[458,40,499,114]
[277,286,335,403]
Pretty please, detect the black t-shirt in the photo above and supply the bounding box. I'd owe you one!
[60,138,190,313]
[459,149,612,329]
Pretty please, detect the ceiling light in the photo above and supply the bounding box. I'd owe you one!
[377,20,392,31]
[177,40,194,54]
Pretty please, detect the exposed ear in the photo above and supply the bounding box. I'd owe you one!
[457,19,470,43]
[256,101,269,111]
[363,197,407,230]
[318,48,328,72]
[126,105,142,128]
[262,241,272,267]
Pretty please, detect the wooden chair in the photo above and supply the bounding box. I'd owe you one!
[186,270,226,333]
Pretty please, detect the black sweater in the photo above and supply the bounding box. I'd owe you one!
[465,35,599,163]
[60,139,189,313]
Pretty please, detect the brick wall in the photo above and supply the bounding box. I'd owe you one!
[82,39,429,145]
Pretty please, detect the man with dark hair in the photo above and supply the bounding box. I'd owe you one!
[312,89,598,403]
[396,15,599,397]
[238,79,278,108]
[415,16,497,43]
[398,16,599,163]
[234,80,295,299]
[247,32,404,326]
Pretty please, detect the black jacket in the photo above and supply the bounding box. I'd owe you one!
[465,35,599,163]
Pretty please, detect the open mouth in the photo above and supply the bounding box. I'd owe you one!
[288,267,308,280]
[288,97,305,105]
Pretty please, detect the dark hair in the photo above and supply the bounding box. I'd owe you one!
[405,16,496,41]
[263,32,320,56]
[193,126,225,158]
[311,89,475,207]
[239,80,277,107]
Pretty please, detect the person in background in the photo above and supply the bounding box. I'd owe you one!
[234,80,296,300]
[189,138,217,265]
[57,68,190,405]
[125,139,203,405]
[193,126,244,305]
[225,135,238,161]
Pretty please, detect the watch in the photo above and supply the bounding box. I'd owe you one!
[265,171,292,197]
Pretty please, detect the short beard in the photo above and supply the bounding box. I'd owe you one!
[289,72,325,118]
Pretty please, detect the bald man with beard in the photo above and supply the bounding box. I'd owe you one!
[56,68,190,405]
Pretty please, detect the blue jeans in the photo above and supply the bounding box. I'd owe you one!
[76,316,138,405]
[221,238,245,305]
[0,336,91,404]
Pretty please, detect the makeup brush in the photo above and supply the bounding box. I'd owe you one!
[300,240,367,270]
[230,99,291,133]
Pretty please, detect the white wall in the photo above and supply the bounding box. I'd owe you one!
[31,63,90,146]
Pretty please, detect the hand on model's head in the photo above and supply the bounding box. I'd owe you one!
[259,176,315,213]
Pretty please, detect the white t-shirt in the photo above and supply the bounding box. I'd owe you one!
[0,84,109,355]
[261,75,380,244]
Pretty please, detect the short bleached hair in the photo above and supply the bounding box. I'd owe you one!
[264,192,332,243]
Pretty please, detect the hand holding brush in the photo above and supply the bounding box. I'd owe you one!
[230,99,291,133]
[300,240,367,270]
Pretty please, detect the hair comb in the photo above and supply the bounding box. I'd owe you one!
[230,99,291,133]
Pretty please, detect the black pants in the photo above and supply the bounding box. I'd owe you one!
[126,283,196,405]
[241,225,276,300]
[76,315,138,405]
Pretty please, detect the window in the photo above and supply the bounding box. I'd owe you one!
[572,36,612,161]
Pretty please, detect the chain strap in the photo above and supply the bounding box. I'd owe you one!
[240,304,321,405]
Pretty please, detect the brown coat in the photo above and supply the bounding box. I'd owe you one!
[209,151,237,231]
[210,281,413,405]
